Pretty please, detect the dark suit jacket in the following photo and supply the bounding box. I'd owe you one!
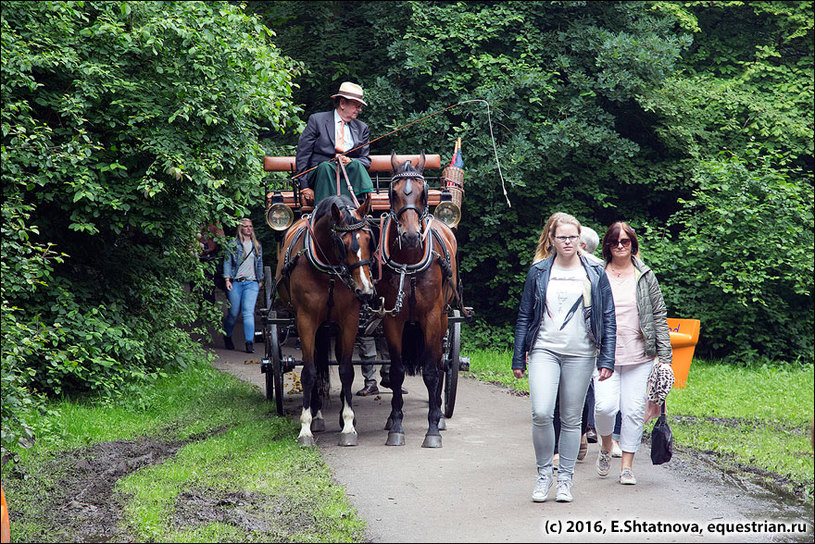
[295,110,371,188]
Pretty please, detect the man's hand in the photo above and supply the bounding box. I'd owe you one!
[300,188,315,207]
[335,153,351,166]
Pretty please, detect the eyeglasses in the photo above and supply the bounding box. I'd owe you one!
[608,238,631,248]
[554,235,579,243]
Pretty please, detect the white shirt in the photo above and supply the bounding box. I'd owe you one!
[535,265,595,357]
[333,110,354,152]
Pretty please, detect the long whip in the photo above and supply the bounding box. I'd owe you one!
[292,100,511,207]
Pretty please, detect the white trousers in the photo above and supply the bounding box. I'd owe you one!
[593,359,653,454]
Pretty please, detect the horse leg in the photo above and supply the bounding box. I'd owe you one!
[336,322,359,446]
[309,327,330,434]
[296,321,318,447]
[383,318,406,446]
[421,323,445,448]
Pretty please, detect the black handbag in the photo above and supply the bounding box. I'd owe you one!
[651,403,673,465]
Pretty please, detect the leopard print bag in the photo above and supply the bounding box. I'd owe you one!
[647,362,675,404]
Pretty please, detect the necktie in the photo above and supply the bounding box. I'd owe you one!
[335,120,346,153]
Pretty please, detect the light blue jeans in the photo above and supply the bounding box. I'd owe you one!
[223,280,260,343]
[528,349,595,482]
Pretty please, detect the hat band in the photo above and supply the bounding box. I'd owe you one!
[338,91,363,100]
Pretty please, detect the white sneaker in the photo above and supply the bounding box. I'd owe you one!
[532,470,553,502]
[619,467,637,485]
[555,480,573,502]
[596,449,611,477]
[611,441,623,458]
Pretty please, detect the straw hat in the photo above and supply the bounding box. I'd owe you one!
[331,82,367,106]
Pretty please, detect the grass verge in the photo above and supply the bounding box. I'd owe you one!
[2,363,365,543]
[464,348,815,504]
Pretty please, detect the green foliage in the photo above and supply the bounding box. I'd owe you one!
[252,0,813,363]
[644,146,814,361]
[1,1,301,455]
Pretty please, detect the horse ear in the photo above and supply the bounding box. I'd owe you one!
[331,202,342,223]
[357,194,372,217]
[417,151,426,172]
[390,150,399,173]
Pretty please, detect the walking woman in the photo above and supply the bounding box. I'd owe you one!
[222,218,264,353]
[512,213,616,503]
[594,221,672,485]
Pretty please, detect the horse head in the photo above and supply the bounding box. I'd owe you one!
[389,151,427,249]
[326,195,375,302]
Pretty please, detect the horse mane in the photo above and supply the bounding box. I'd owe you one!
[312,194,356,226]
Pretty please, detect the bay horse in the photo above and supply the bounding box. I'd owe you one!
[275,195,375,446]
[376,152,459,448]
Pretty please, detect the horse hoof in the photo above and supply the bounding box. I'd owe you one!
[311,419,325,433]
[297,435,316,448]
[338,432,358,447]
[385,417,393,431]
[422,434,442,448]
[438,417,447,431]
[386,432,406,446]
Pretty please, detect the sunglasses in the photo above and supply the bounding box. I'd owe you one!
[607,238,632,248]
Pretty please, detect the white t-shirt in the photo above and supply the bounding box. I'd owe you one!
[534,265,595,357]
[236,240,256,281]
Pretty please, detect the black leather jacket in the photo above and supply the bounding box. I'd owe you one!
[512,255,616,371]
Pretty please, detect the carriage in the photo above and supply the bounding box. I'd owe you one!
[258,150,472,447]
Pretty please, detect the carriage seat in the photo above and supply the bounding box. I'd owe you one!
[265,154,443,212]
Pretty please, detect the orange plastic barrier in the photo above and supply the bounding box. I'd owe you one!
[667,318,700,388]
[1,485,9,544]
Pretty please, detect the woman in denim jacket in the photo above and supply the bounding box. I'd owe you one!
[512,213,616,504]
[222,218,264,353]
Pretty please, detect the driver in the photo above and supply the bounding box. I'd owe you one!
[295,81,374,207]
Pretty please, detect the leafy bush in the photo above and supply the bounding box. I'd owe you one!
[1,1,301,456]
[643,146,814,362]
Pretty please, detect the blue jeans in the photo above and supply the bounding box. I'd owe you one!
[223,281,260,343]
[528,349,595,481]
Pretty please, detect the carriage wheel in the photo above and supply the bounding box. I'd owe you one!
[264,311,285,416]
[443,310,461,419]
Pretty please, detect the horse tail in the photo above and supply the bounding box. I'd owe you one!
[402,324,424,376]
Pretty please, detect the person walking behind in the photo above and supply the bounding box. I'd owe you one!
[513,213,616,503]
[594,221,672,485]
[222,218,264,354]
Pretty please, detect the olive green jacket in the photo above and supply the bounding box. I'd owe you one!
[632,257,673,365]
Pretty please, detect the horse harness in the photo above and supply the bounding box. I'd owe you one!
[278,208,374,314]
[373,170,464,319]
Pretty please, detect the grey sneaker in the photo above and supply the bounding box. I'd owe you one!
[619,467,637,485]
[555,480,573,502]
[596,449,611,477]
[531,470,553,503]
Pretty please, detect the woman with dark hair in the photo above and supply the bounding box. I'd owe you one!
[513,213,616,503]
[594,221,672,485]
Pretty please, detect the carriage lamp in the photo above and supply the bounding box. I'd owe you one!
[266,191,294,231]
[434,190,461,228]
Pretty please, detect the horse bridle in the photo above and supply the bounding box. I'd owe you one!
[324,211,376,295]
[388,171,429,222]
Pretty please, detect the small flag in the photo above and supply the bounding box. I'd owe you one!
[449,137,463,168]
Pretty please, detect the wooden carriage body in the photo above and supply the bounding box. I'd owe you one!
[263,154,450,214]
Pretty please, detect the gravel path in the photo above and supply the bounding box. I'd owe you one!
[211,336,812,543]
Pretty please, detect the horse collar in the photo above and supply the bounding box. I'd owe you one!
[380,214,434,274]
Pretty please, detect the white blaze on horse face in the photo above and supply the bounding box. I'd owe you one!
[298,407,313,440]
[341,397,356,434]
[354,232,374,294]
